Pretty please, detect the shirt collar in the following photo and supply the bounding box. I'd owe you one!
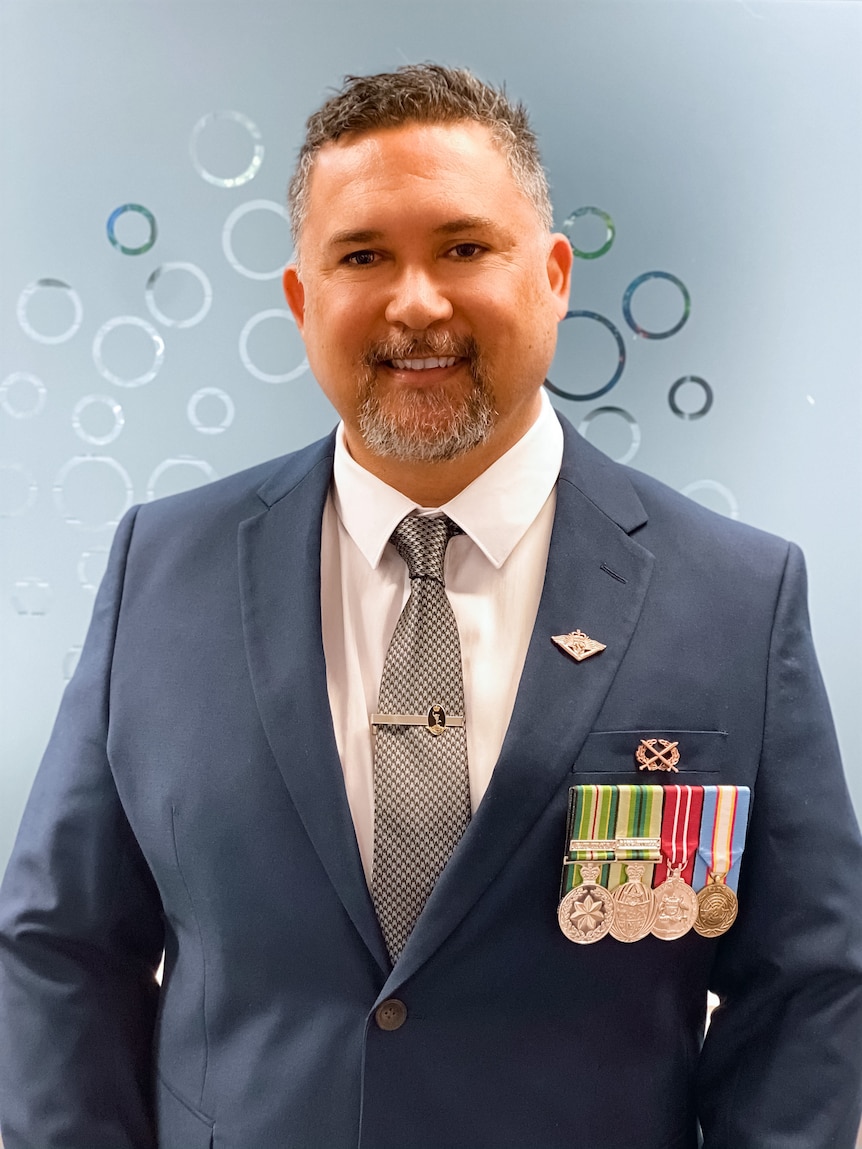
[332,389,563,571]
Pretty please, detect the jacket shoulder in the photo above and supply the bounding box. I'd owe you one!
[623,464,791,564]
[557,410,792,574]
[131,430,337,533]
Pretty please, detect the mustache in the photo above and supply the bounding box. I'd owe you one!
[361,333,479,367]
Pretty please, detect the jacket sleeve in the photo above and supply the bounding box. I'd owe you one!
[698,542,862,1148]
[0,507,164,1149]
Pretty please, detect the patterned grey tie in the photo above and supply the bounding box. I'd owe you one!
[371,514,471,962]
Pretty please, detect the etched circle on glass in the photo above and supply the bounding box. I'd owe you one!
[222,199,293,281]
[239,309,309,384]
[681,479,739,520]
[106,203,158,256]
[12,578,52,616]
[63,645,83,682]
[562,207,615,260]
[577,406,641,465]
[17,279,83,344]
[72,395,125,446]
[92,316,165,388]
[0,464,38,518]
[145,262,213,329]
[669,376,713,421]
[53,456,133,531]
[623,272,691,340]
[545,310,626,402]
[1,372,47,420]
[78,548,109,593]
[189,111,264,188]
[146,457,218,502]
[187,387,235,435]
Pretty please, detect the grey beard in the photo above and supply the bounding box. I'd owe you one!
[356,336,497,463]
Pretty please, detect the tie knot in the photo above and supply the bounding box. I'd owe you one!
[390,514,461,583]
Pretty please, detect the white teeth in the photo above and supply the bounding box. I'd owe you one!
[391,357,458,370]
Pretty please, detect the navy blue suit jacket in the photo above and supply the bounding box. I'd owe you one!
[2,416,861,1148]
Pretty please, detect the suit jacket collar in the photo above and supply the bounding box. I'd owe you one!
[239,431,392,971]
[239,413,653,986]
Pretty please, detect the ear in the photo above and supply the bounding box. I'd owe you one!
[546,234,573,320]
[282,265,305,331]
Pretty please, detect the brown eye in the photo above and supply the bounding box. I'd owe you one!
[451,243,483,258]
[345,250,377,266]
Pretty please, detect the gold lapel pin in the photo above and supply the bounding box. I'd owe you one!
[551,630,607,663]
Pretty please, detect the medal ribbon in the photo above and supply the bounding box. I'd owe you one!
[609,785,663,888]
[653,785,704,887]
[693,785,751,893]
[561,785,619,895]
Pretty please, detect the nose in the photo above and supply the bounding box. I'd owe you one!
[384,266,454,329]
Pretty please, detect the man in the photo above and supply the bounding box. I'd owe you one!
[1,63,861,1149]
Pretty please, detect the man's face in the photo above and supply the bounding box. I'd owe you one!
[283,120,571,474]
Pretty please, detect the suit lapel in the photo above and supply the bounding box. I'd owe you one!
[381,419,654,994]
[236,419,655,990]
[238,436,390,974]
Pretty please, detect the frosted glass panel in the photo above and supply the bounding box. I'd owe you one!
[1,0,860,873]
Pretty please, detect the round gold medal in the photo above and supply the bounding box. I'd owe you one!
[558,864,614,945]
[694,878,738,938]
[609,863,657,943]
[650,870,698,940]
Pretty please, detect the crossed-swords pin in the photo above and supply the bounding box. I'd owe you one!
[636,739,681,773]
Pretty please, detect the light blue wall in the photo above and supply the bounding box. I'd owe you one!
[1,0,860,869]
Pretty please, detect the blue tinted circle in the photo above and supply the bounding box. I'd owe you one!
[544,310,626,402]
[669,375,713,420]
[623,271,690,340]
[107,204,157,256]
[562,207,615,260]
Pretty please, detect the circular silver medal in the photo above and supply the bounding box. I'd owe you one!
[558,863,614,945]
[651,867,698,941]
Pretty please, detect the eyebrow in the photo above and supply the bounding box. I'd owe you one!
[327,228,384,247]
[434,216,497,236]
[327,216,501,247]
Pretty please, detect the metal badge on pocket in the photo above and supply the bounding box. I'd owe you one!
[636,738,680,773]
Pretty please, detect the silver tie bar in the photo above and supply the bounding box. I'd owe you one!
[371,706,466,736]
[371,712,465,727]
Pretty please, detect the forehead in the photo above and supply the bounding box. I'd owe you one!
[304,121,532,233]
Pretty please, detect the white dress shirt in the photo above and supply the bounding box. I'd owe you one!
[320,391,564,882]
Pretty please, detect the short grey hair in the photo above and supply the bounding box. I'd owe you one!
[288,63,553,256]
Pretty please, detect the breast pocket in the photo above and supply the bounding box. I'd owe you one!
[573,729,725,781]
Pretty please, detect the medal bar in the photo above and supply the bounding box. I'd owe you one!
[558,781,752,945]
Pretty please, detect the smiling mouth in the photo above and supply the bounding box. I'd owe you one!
[388,356,461,371]
[364,335,478,380]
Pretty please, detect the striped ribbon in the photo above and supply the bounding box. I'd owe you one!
[653,784,704,887]
[608,785,664,889]
[561,785,619,895]
[692,785,751,893]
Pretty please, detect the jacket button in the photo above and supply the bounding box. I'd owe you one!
[375,998,407,1031]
